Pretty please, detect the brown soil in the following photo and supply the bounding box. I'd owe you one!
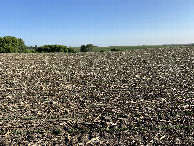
[0,47,193,145]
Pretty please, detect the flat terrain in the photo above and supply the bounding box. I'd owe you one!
[0,47,193,145]
[73,45,184,52]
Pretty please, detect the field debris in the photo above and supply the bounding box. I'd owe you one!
[0,47,193,145]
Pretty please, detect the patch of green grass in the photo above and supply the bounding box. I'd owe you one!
[27,49,37,53]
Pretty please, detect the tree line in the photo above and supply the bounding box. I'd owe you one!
[0,36,97,53]
[35,45,75,53]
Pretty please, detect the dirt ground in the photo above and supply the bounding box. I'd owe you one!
[0,47,193,145]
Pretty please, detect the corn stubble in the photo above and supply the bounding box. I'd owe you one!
[0,47,193,145]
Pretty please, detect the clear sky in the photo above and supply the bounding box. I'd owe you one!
[0,0,194,47]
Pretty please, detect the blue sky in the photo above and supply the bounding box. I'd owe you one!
[0,0,194,47]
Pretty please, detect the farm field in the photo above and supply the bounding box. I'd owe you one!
[0,47,193,145]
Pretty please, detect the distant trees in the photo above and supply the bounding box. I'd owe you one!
[35,45,75,53]
[111,48,120,51]
[26,46,35,50]
[80,44,95,52]
[80,45,87,52]
[35,45,38,50]
[36,45,67,53]
[86,44,95,51]
[67,46,75,53]
[0,36,27,53]
[0,36,98,53]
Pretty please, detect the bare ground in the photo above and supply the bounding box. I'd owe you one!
[0,47,193,145]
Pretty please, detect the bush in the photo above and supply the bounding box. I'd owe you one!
[111,48,120,51]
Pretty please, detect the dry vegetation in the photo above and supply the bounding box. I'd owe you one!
[0,47,193,145]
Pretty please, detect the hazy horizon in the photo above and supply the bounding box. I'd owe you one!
[1,0,194,47]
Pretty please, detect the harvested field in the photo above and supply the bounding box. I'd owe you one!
[0,47,193,145]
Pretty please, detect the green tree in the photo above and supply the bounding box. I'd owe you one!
[35,45,38,50]
[80,45,87,52]
[68,46,75,53]
[80,44,95,52]
[86,44,95,52]
[18,38,27,53]
[0,36,27,53]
